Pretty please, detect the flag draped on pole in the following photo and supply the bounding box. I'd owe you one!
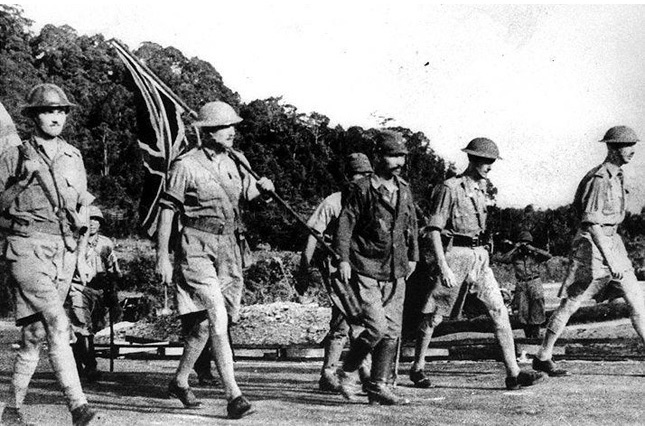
[0,100,21,154]
[110,40,189,237]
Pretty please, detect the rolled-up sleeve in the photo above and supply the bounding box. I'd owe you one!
[426,184,452,231]
[579,176,605,225]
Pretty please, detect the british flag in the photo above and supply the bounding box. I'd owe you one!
[111,40,188,237]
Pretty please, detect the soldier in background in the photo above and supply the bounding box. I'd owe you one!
[67,205,122,382]
[334,130,418,406]
[533,126,645,376]
[156,101,274,419]
[498,231,551,339]
[0,83,96,425]
[297,153,373,392]
[410,138,545,390]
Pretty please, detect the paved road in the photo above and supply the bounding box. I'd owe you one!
[1,316,644,426]
[1,358,644,426]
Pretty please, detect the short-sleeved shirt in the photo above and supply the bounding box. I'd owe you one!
[306,191,341,238]
[573,161,625,226]
[426,174,487,237]
[159,147,260,222]
[0,136,93,229]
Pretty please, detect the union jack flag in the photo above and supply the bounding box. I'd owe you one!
[111,40,189,237]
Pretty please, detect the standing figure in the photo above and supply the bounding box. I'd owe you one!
[156,101,274,419]
[533,126,645,376]
[0,84,96,425]
[334,130,418,406]
[499,231,551,339]
[298,153,373,392]
[410,138,545,390]
[68,205,121,382]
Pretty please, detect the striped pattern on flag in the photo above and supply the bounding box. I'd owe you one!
[111,41,188,237]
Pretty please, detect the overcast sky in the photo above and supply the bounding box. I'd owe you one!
[14,1,645,211]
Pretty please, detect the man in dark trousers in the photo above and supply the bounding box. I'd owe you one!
[334,130,418,406]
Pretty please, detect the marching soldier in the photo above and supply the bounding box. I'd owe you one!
[533,126,645,376]
[0,83,96,425]
[410,138,545,390]
[155,101,274,419]
[298,153,373,392]
[68,205,122,382]
[334,130,418,406]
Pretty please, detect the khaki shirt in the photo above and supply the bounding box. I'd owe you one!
[427,174,487,237]
[160,147,261,221]
[0,136,93,228]
[573,161,625,226]
[306,191,341,237]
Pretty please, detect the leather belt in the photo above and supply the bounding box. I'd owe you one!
[450,234,484,248]
[183,217,236,235]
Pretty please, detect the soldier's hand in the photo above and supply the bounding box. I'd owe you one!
[256,177,275,194]
[339,261,352,284]
[606,258,624,281]
[156,255,174,285]
[439,261,457,289]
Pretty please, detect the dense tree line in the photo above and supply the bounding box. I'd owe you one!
[1,5,644,258]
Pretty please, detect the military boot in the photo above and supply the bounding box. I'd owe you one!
[365,338,410,406]
[336,337,372,401]
[1,407,32,426]
[319,337,345,392]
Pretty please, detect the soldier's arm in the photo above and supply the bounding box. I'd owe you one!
[579,175,623,279]
[496,244,520,264]
[334,184,361,283]
[588,224,622,279]
[236,151,274,202]
[527,244,552,262]
[0,147,38,211]
[155,208,175,284]
[426,184,457,288]
[407,195,419,278]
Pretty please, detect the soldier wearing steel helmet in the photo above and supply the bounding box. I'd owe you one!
[155,100,274,419]
[0,83,97,425]
[410,137,545,391]
[67,205,122,383]
[532,126,645,377]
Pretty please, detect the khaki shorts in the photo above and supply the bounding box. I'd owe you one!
[560,230,639,301]
[6,233,76,326]
[176,227,244,322]
[422,246,504,317]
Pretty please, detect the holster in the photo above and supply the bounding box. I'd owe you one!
[235,227,254,268]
